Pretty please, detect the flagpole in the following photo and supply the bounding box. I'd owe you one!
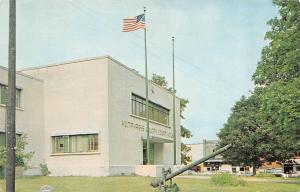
[172,37,176,165]
[143,7,150,165]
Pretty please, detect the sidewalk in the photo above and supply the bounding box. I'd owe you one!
[177,175,300,184]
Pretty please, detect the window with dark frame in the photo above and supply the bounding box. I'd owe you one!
[52,134,99,154]
[0,84,22,108]
[0,132,22,147]
[131,94,170,126]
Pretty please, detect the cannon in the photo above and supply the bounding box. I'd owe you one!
[150,144,232,192]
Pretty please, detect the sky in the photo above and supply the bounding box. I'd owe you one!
[0,0,278,143]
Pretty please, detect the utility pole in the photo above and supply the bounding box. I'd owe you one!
[6,0,16,191]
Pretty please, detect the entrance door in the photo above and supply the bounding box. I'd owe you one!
[143,142,154,165]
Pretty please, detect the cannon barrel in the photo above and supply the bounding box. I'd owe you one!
[150,144,232,188]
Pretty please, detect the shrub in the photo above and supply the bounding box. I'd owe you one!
[0,166,4,179]
[15,135,34,169]
[211,173,247,186]
[40,162,51,176]
[0,135,34,178]
[0,134,34,169]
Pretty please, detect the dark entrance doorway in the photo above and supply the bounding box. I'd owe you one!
[143,141,154,165]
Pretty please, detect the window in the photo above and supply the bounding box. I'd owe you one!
[232,168,237,173]
[0,132,22,147]
[131,94,170,125]
[16,88,21,108]
[0,85,6,105]
[52,134,99,154]
[0,84,21,108]
[0,133,5,147]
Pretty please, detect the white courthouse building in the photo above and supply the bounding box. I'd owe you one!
[0,55,181,176]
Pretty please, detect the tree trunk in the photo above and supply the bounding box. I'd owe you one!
[252,162,257,176]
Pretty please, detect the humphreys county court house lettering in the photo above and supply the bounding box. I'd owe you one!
[122,120,173,139]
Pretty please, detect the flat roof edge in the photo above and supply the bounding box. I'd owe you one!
[106,56,182,100]
[16,54,181,100]
[18,55,111,72]
[0,65,43,82]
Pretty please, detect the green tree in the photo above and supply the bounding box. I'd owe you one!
[151,74,170,90]
[258,79,300,161]
[151,73,193,164]
[181,125,193,164]
[219,0,300,175]
[252,0,300,162]
[218,93,266,175]
[253,0,300,85]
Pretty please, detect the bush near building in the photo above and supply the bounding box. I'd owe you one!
[211,173,247,186]
[0,134,34,178]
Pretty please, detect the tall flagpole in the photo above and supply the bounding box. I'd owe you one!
[143,7,150,165]
[172,37,176,165]
[6,0,16,191]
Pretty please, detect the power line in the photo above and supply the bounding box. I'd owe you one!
[63,0,240,101]
[72,0,238,88]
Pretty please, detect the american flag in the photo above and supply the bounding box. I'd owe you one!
[122,14,146,32]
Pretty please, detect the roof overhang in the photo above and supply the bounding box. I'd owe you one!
[142,136,173,143]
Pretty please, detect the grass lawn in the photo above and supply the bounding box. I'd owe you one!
[0,176,299,192]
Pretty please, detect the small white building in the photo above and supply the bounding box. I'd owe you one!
[187,139,252,175]
[283,158,300,174]
[0,55,181,176]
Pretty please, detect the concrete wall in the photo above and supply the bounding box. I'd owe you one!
[17,55,182,176]
[187,143,204,162]
[107,57,181,174]
[0,66,44,175]
[21,58,110,176]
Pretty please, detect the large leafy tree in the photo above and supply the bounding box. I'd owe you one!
[253,0,300,161]
[218,93,267,175]
[218,0,300,175]
[151,74,192,164]
[253,0,300,85]
[258,79,300,161]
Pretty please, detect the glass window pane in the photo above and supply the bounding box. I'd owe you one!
[63,136,69,153]
[0,85,7,105]
[53,136,68,153]
[88,134,98,152]
[132,100,134,114]
[77,135,88,152]
[69,136,77,153]
[16,89,21,108]
[149,106,153,120]
[153,109,159,122]
[142,103,146,117]
[0,133,5,146]
[138,102,143,116]
[57,137,64,153]
[94,135,98,151]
